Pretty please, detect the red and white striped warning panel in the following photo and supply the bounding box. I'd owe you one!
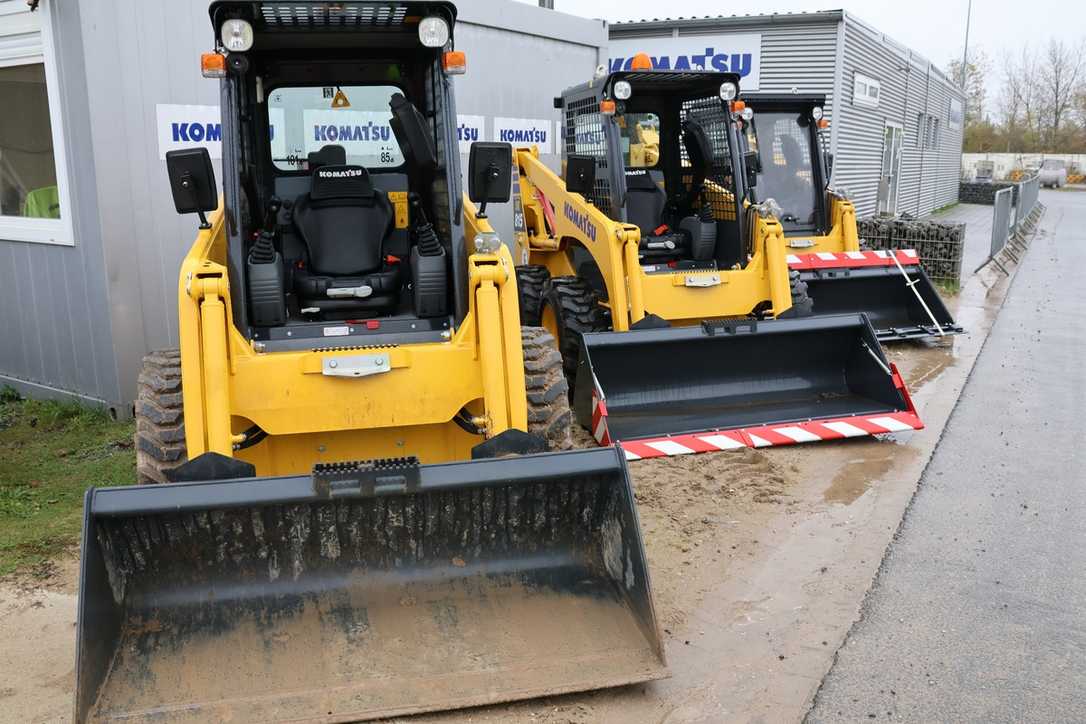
[787,249,920,269]
[591,365,924,461]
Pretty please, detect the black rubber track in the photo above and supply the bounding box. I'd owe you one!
[521,326,573,450]
[134,349,186,484]
[514,264,550,326]
[541,276,609,388]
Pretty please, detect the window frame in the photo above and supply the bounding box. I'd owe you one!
[852,72,881,108]
[0,0,74,246]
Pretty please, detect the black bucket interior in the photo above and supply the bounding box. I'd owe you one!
[801,266,960,340]
[75,448,665,723]
[574,314,907,441]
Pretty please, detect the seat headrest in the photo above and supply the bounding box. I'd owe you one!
[308,144,347,169]
[625,168,661,191]
[310,165,375,201]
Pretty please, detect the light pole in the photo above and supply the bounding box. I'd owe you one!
[960,0,972,89]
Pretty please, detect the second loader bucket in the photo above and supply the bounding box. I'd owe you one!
[74,448,665,723]
[790,251,962,341]
[574,314,923,459]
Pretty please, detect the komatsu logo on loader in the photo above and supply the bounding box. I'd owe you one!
[609,33,762,90]
[564,201,597,242]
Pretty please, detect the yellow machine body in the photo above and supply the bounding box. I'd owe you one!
[178,196,527,472]
[513,147,795,329]
[776,193,861,256]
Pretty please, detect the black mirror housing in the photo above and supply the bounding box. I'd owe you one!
[166,148,217,228]
[743,150,761,189]
[468,142,513,206]
[825,152,835,179]
[565,155,596,197]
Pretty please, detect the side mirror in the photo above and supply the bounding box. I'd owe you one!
[825,152,834,179]
[743,150,761,189]
[468,142,513,218]
[565,155,596,196]
[166,148,217,229]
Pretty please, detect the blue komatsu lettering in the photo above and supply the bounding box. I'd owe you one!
[731,53,753,78]
[563,201,597,243]
[189,123,204,142]
[204,123,221,143]
[172,123,189,142]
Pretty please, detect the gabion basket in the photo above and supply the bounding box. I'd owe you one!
[858,218,965,286]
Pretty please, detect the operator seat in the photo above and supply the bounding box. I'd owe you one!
[624,169,667,236]
[292,164,399,315]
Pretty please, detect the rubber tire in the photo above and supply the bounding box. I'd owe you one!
[514,265,550,326]
[541,276,609,386]
[134,349,187,484]
[786,269,814,317]
[521,327,573,451]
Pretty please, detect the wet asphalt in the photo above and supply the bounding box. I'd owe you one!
[807,189,1086,723]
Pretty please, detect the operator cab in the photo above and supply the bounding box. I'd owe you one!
[167,2,468,350]
[561,70,747,273]
[738,94,832,235]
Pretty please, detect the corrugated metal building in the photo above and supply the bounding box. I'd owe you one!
[610,10,964,219]
[0,0,605,414]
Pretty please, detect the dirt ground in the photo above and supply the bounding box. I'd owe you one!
[0,263,1014,723]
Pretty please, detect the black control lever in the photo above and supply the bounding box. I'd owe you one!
[250,196,282,264]
[409,192,443,257]
[262,196,282,234]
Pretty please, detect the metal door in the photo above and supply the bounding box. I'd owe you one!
[877,123,903,214]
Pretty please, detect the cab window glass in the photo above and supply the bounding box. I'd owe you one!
[750,111,817,228]
[617,112,660,168]
[268,85,404,171]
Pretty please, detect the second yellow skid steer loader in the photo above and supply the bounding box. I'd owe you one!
[512,63,923,460]
[739,93,961,341]
[74,5,665,722]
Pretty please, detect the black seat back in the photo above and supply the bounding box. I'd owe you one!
[293,165,393,276]
[624,169,667,235]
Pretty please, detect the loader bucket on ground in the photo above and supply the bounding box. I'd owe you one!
[790,251,962,341]
[574,314,923,459]
[74,448,666,723]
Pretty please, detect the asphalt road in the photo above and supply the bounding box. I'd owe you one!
[807,189,1086,723]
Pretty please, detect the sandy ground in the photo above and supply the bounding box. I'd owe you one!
[0,232,1022,723]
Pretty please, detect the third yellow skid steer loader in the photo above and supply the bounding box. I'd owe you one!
[74,5,664,722]
[511,62,923,460]
[739,93,961,341]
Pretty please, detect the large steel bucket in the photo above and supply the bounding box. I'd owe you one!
[798,265,961,341]
[574,314,919,447]
[75,448,665,723]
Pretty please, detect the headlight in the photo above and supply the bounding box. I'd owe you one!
[719,81,738,101]
[613,80,632,100]
[220,19,254,53]
[812,106,824,120]
[419,16,450,47]
[474,231,502,254]
[741,106,754,121]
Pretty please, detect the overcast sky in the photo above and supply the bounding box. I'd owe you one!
[515,0,1086,88]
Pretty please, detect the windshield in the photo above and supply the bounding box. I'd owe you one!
[617,112,661,169]
[746,111,818,229]
[267,85,405,171]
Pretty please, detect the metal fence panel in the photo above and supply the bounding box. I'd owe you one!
[990,187,1013,259]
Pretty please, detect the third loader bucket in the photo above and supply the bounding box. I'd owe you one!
[74,448,665,723]
[574,314,923,458]
[790,250,962,341]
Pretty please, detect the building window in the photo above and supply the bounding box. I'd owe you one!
[0,1,73,245]
[918,113,941,150]
[948,98,963,130]
[853,72,880,108]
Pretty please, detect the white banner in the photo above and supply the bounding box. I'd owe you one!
[156,104,223,159]
[492,117,554,155]
[303,109,401,165]
[609,33,762,91]
[155,104,285,160]
[456,114,485,154]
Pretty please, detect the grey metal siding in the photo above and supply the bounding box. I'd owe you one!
[455,2,607,241]
[836,14,963,218]
[0,0,120,408]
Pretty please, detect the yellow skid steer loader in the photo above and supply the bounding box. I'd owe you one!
[74,5,665,722]
[511,63,923,460]
[739,93,961,341]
